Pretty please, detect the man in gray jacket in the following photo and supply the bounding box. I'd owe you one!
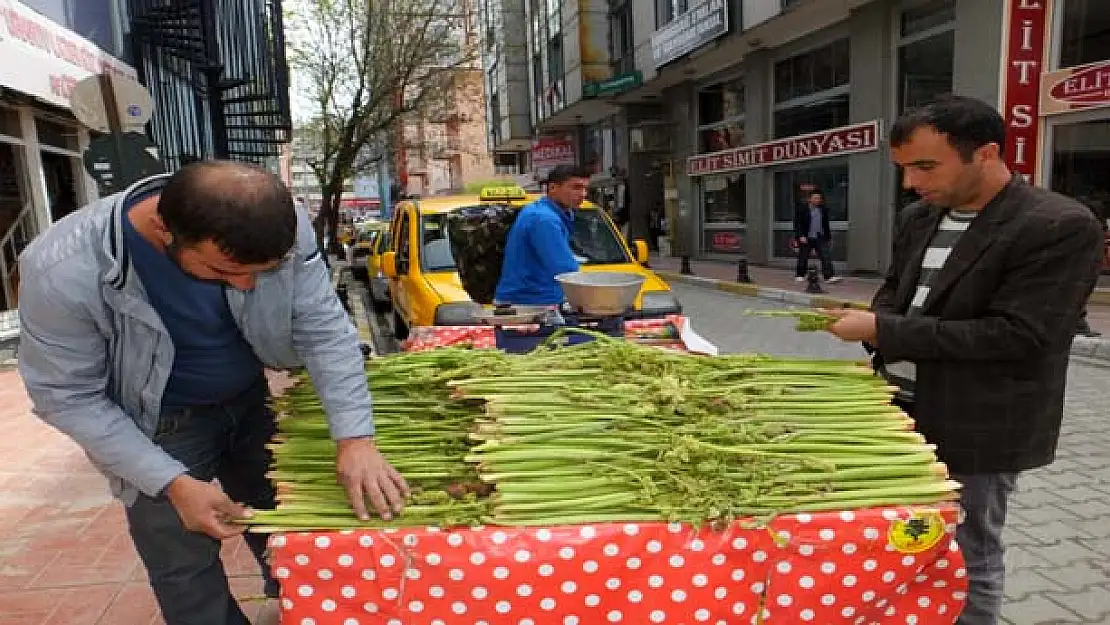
[17,161,408,625]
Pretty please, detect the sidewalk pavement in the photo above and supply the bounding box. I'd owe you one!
[0,368,287,625]
[650,256,1110,361]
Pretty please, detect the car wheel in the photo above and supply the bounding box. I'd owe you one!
[391,310,409,341]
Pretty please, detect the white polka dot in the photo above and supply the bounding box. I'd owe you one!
[564,617,580,625]
[295,554,310,566]
[402,534,417,547]
[842,542,858,555]
[607,610,623,622]
[906,616,918,625]
[605,578,620,590]
[583,560,599,573]
[883,571,897,583]
[863,559,878,571]
[752,550,767,562]
[623,523,640,536]
[897,583,910,595]
[646,540,663,553]
[821,562,837,574]
[451,601,466,614]
[917,596,931,608]
[275,567,290,579]
[447,534,463,547]
[471,586,488,600]
[513,549,531,563]
[750,582,764,594]
[360,569,375,581]
[695,608,711,622]
[432,620,446,625]
[842,607,856,618]
[799,575,815,589]
[886,606,897,617]
[627,590,643,603]
[840,510,856,522]
[362,602,378,613]
[669,554,685,568]
[821,594,836,606]
[731,568,745,582]
[864,527,881,540]
[561,581,577,594]
[648,575,665,588]
[692,573,708,587]
[493,566,510,580]
[408,600,423,613]
[939,604,948,614]
[671,589,687,603]
[714,586,728,599]
[579,526,596,539]
[603,543,620,557]
[842,574,858,587]
[429,586,445,598]
[405,568,421,582]
[800,609,815,621]
[297,585,314,597]
[386,619,400,625]
[585,594,601,607]
[449,568,465,581]
[955,567,967,578]
[521,620,536,625]
[731,537,748,550]
[379,554,395,567]
[341,586,357,599]
[301,619,316,625]
[358,535,373,548]
[668,522,683,533]
[882,509,900,520]
[424,553,442,566]
[495,600,511,614]
[626,556,642,570]
[317,569,333,580]
[776,561,792,574]
[270,535,287,548]
[538,563,555,577]
[732,602,746,615]
[315,536,330,549]
[877,599,889,609]
[536,528,553,542]
[819,529,836,541]
[711,553,727,565]
[382,587,398,600]
[934,580,948,588]
[776,594,793,607]
[470,552,486,565]
[343,619,360,625]
[517,584,533,597]
[798,544,815,556]
[862,590,876,602]
[559,547,575,559]
[952,591,968,601]
[650,610,667,623]
[491,531,508,544]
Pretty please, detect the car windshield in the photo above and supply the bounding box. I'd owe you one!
[420,205,630,272]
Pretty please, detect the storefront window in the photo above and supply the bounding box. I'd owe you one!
[773,40,850,139]
[771,163,849,261]
[1060,0,1110,69]
[697,76,745,152]
[900,0,956,37]
[898,30,954,112]
[703,174,746,223]
[1050,120,1110,230]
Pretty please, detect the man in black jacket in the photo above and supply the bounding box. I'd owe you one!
[821,96,1103,625]
[793,190,841,283]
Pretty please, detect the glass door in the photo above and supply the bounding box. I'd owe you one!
[1044,112,1110,272]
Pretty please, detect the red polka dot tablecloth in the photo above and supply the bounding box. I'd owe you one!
[401,315,690,353]
[268,505,967,625]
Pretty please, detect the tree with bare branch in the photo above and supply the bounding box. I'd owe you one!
[287,0,479,251]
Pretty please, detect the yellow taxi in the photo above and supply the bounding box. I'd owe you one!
[364,225,393,311]
[381,185,680,338]
[346,222,383,282]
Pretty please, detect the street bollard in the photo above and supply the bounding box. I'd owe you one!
[680,255,694,275]
[805,266,825,294]
[736,255,752,283]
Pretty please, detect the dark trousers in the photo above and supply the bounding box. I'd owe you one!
[126,377,278,625]
[795,238,836,279]
[953,472,1019,625]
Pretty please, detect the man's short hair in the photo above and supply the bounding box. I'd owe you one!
[157,160,298,264]
[545,164,594,184]
[890,95,1007,162]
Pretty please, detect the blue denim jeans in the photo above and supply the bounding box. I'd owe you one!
[125,377,278,625]
[953,472,1019,625]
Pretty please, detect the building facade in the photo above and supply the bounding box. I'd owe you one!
[478,0,533,178]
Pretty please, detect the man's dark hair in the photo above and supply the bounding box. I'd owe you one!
[890,95,1007,162]
[545,164,594,184]
[157,160,298,264]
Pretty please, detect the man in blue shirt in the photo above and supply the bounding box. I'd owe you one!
[495,164,591,304]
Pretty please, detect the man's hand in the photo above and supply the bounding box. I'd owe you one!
[821,308,878,343]
[166,474,253,539]
[336,437,410,521]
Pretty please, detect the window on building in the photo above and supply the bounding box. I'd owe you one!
[697,76,745,152]
[1060,0,1110,69]
[610,0,635,75]
[897,1,954,114]
[772,39,850,139]
[657,0,690,26]
[704,174,746,223]
[771,163,850,261]
[900,0,956,37]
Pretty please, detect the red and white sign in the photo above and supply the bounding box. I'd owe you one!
[999,0,1051,182]
[531,134,576,180]
[687,121,880,177]
[0,0,136,110]
[1040,58,1110,115]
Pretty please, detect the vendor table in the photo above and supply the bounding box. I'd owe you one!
[268,506,966,624]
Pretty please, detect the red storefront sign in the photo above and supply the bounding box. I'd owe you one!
[531,135,576,171]
[1000,0,1051,182]
[1040,59,1110,115]
[687,121,880,177]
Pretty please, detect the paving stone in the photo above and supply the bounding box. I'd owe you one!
[1014,487,1067,507]
[1044,560,1110,593]
[1047,485,1108,505]
[1005,568,1067,601]
[1060,499,1110,520]
[1078,537,1110,557]
[1022,520,1093,545]
[1000,592,1082,624]
[1004,544,1056,570]
[1030,539,1105,568]
[1047,585,1110,622]
[1015,504,1080,525]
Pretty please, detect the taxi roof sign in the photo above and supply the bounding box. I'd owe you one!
[479,185,528,201]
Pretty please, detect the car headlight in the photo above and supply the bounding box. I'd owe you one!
[639,290,682,316]
[433,302,484,325]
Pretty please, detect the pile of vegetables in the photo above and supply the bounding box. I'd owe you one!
[445,203,520,304]
[246,334,958,532]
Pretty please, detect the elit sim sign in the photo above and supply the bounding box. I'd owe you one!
[687,121,880,176]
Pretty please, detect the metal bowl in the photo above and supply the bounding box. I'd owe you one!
[556,271,645,316]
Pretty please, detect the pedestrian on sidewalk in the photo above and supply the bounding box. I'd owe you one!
[17,161,409,625]
[792,190,841,284]
[820,96,1104,625]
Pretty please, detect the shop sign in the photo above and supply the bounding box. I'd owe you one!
[651,0,729,69]
[0,0,136,110]
[1040,59,1110,115]
[999,0,1050,182]
[583,71,643,98]
[687,121,880,177]
[531,134,576,181]
[709,230,742,252]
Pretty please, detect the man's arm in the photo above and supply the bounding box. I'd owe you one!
[17,266,187,498]
[793,206,806,239]
[875,210,1103,362]
[529,214,580,277]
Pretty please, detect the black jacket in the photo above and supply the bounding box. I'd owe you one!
[872,177,1104,474]
[794,203,832,242]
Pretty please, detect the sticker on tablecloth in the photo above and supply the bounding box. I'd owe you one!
[888,509,947,554]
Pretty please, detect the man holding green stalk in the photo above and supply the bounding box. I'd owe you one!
[822,96,1103,625]
[17,161,408,625]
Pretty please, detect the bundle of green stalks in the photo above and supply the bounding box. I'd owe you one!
[246,332,959,532]
[744,308,837,331]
